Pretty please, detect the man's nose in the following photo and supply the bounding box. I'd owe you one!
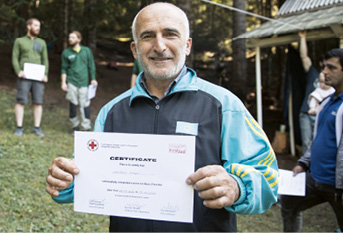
[153,35,167,53]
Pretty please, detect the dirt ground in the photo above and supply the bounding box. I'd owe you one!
[0,44,298,169]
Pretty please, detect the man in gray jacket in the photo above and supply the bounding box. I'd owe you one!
[281,48,343,232]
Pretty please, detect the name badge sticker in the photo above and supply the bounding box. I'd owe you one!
[175,121,198,136]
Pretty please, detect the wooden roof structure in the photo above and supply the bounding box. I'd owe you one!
[236,0,343,155]
[237,0,343,48]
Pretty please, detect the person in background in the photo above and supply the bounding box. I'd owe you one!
[307,72,335,115]
[130,58,143,88]
[281,48,343,232]
[12,18,49,138]
[46,2,278,232]
[298,30,321,155]
[60,31,97,135]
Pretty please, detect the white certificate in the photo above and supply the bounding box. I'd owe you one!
[23,63,45,81]
[277,169,306,196]
[74,131,196,223]
[87,84,97,100]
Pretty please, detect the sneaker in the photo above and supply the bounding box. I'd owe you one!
[71,126,79,137]
[14,128,23,136]
[33,127,45,138]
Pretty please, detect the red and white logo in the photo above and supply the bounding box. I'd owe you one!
[169,143,187,154]
[87,139,99,151]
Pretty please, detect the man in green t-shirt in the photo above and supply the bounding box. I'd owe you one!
[61,31,97,135]
[12,18,49,137]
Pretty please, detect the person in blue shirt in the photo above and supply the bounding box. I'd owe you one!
[281,48,343,232]
[46,2,278,232]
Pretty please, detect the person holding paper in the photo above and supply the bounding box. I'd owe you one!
[61,31,97,135]
[12,18,49,137]
[281,48,343,232]
[46,2,279,232]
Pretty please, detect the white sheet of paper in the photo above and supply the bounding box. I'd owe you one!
[74,131,195,223]
[88,84,97,100]
[277,169,306,196]
[23,63,45,81]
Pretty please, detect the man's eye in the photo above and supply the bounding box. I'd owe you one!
[142,35,152,39]
[166,33,177,37]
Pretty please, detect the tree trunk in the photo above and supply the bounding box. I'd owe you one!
[14,1,29,39]
[231,0,247,101]
[84,0,97,52]
[62,0,69,50]
[176,0,193,68]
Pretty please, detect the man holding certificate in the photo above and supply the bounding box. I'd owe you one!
[46,2,279,232]
[60,31,97,135]
[12,18,49,137]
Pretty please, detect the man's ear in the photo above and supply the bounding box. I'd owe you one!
[130,42,138,59]
[185,38,192,56]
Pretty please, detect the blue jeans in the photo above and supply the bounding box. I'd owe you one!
[299,112,316,155]
[281,172,343,232]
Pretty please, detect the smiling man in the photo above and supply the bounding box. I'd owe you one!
[281,48,343,232]
[46,2,278,232]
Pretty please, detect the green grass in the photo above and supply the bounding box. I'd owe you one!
[0,90,109,232]
[0,89,339,232]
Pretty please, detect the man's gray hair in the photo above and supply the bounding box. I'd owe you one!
[131,2,190,42]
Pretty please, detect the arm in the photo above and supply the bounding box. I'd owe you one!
[87,47,97,83]
[89,50,98,87]
[188,108,278,214]
[298,30,312,73]
[61,50,68,91]
[61,74,67,91]
[41,40,49,82]
[12,39,24,77]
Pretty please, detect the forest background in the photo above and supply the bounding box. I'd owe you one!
[1,0,292,101]
[0,0,340,232]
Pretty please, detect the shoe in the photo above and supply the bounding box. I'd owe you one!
[14,128,23,136]
[72,126,79,137]
[33,127,45,138]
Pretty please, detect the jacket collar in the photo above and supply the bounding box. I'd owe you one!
[129,67,199,106]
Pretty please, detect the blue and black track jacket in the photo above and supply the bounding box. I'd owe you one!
[53,67,279,232]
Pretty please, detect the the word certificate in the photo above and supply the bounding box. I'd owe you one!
[74,131,196,223]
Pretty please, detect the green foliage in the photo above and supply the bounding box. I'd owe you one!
[0,0,283,54]
[0,89,339,232]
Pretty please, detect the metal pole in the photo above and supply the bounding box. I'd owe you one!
[255,46,263,127]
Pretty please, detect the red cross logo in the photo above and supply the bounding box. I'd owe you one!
[87,139,99,151]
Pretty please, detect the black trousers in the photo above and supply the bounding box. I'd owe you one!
[281,172,343,232]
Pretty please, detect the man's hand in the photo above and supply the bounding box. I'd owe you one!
[292,165,304,176]
[298,30,306,38]
[61,82,68,91]
[91,80,98,87]
[46,157,79,197]
[18,71,25,78]
[186,165,240,209]
[42,75,48,83]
